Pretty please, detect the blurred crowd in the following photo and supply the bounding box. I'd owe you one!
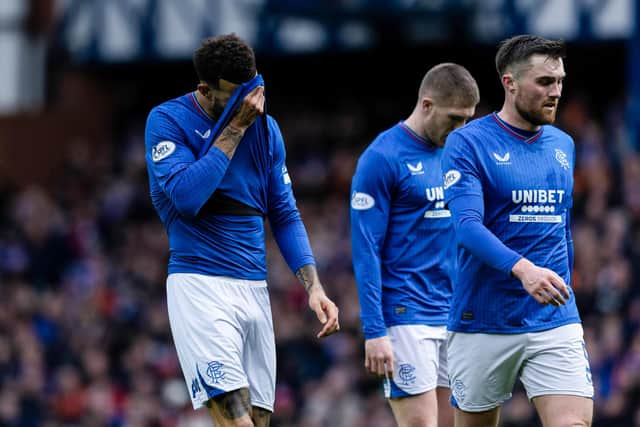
[0,87,639,427]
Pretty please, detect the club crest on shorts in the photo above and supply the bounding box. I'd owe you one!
[398,363,417,386]
[452,379,466,402]
[206,361,226,384]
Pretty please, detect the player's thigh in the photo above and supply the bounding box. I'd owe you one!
[453,406,501,427]
[205,387,254,427]
[522,324,594,426]
[437,386,454,427]
[389,389,438,427]
[385,325,448,400]
[521,324,594,401]
[167,274,252,410]
[244,285,276,413]
[533,395,592,427]
[447,331,525,413]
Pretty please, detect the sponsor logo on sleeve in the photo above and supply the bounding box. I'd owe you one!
[151,141,176,162]
[351,191,375,210]
[443,169,461,190]
[281,166,291,185]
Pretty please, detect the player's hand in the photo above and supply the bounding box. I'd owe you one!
[512,258,571,306]
[308,285,340,338]
[365,336,394,379]
[231,86,265,130]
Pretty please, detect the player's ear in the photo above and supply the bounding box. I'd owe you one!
[422,97,434,113]
[197,82,212,99]
[502,73,516,94]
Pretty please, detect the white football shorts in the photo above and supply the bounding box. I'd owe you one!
[447,323,594,412]
[383,324,449,399]
[166,273,276,411]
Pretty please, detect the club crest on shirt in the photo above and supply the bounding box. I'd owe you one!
[443,170,461,190]
[351,192,375,210]
[555,149,570,170]
[152,141,176,162]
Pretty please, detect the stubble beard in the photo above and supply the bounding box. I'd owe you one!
[515,98,556,127]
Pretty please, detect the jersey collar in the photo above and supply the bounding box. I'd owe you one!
[189,92,215,122]
[398,121,436,150]
[491,112,543,144]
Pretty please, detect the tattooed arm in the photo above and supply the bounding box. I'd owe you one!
[212,85,265,159]
[212,124,245,159]
[295,264,340,338]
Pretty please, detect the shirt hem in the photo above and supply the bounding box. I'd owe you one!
[447,317,581,334]
[167,265,267,281]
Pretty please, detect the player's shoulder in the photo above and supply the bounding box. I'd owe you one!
[355,125,399,170]
[366,124,403,156]
[264,114,280,129]
[543,124,574,145]
[448,115,494,144]
[147,94,191,123]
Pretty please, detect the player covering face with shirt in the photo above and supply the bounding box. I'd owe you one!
[144,34,339,427]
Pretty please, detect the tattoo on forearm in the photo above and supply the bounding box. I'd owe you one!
[211,388,252,419]
[296,265,317,292]
[214,125,244,159]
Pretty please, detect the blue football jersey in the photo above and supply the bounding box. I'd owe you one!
[441,113,581,333]
[145,88,314,280]
[351,122,454,339]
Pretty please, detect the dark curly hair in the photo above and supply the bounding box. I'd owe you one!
[495,34,566,77]
[193,33,256,87]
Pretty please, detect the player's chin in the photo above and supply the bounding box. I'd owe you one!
[539,107,557,124]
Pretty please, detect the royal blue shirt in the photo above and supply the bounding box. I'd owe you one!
[441,113,580,333]
[145,77,315,280]
[351,122,454,339]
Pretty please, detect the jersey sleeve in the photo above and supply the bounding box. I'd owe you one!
[350,148,393,339]
[145,108,231,218]
[441,131,483,204]
[442,132,522,275]
[265,117,316,273]
[566,136,576,280]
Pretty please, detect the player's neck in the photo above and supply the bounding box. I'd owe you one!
[404,113,428,140]
[194,90,219,121]
[497,104,540,132]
